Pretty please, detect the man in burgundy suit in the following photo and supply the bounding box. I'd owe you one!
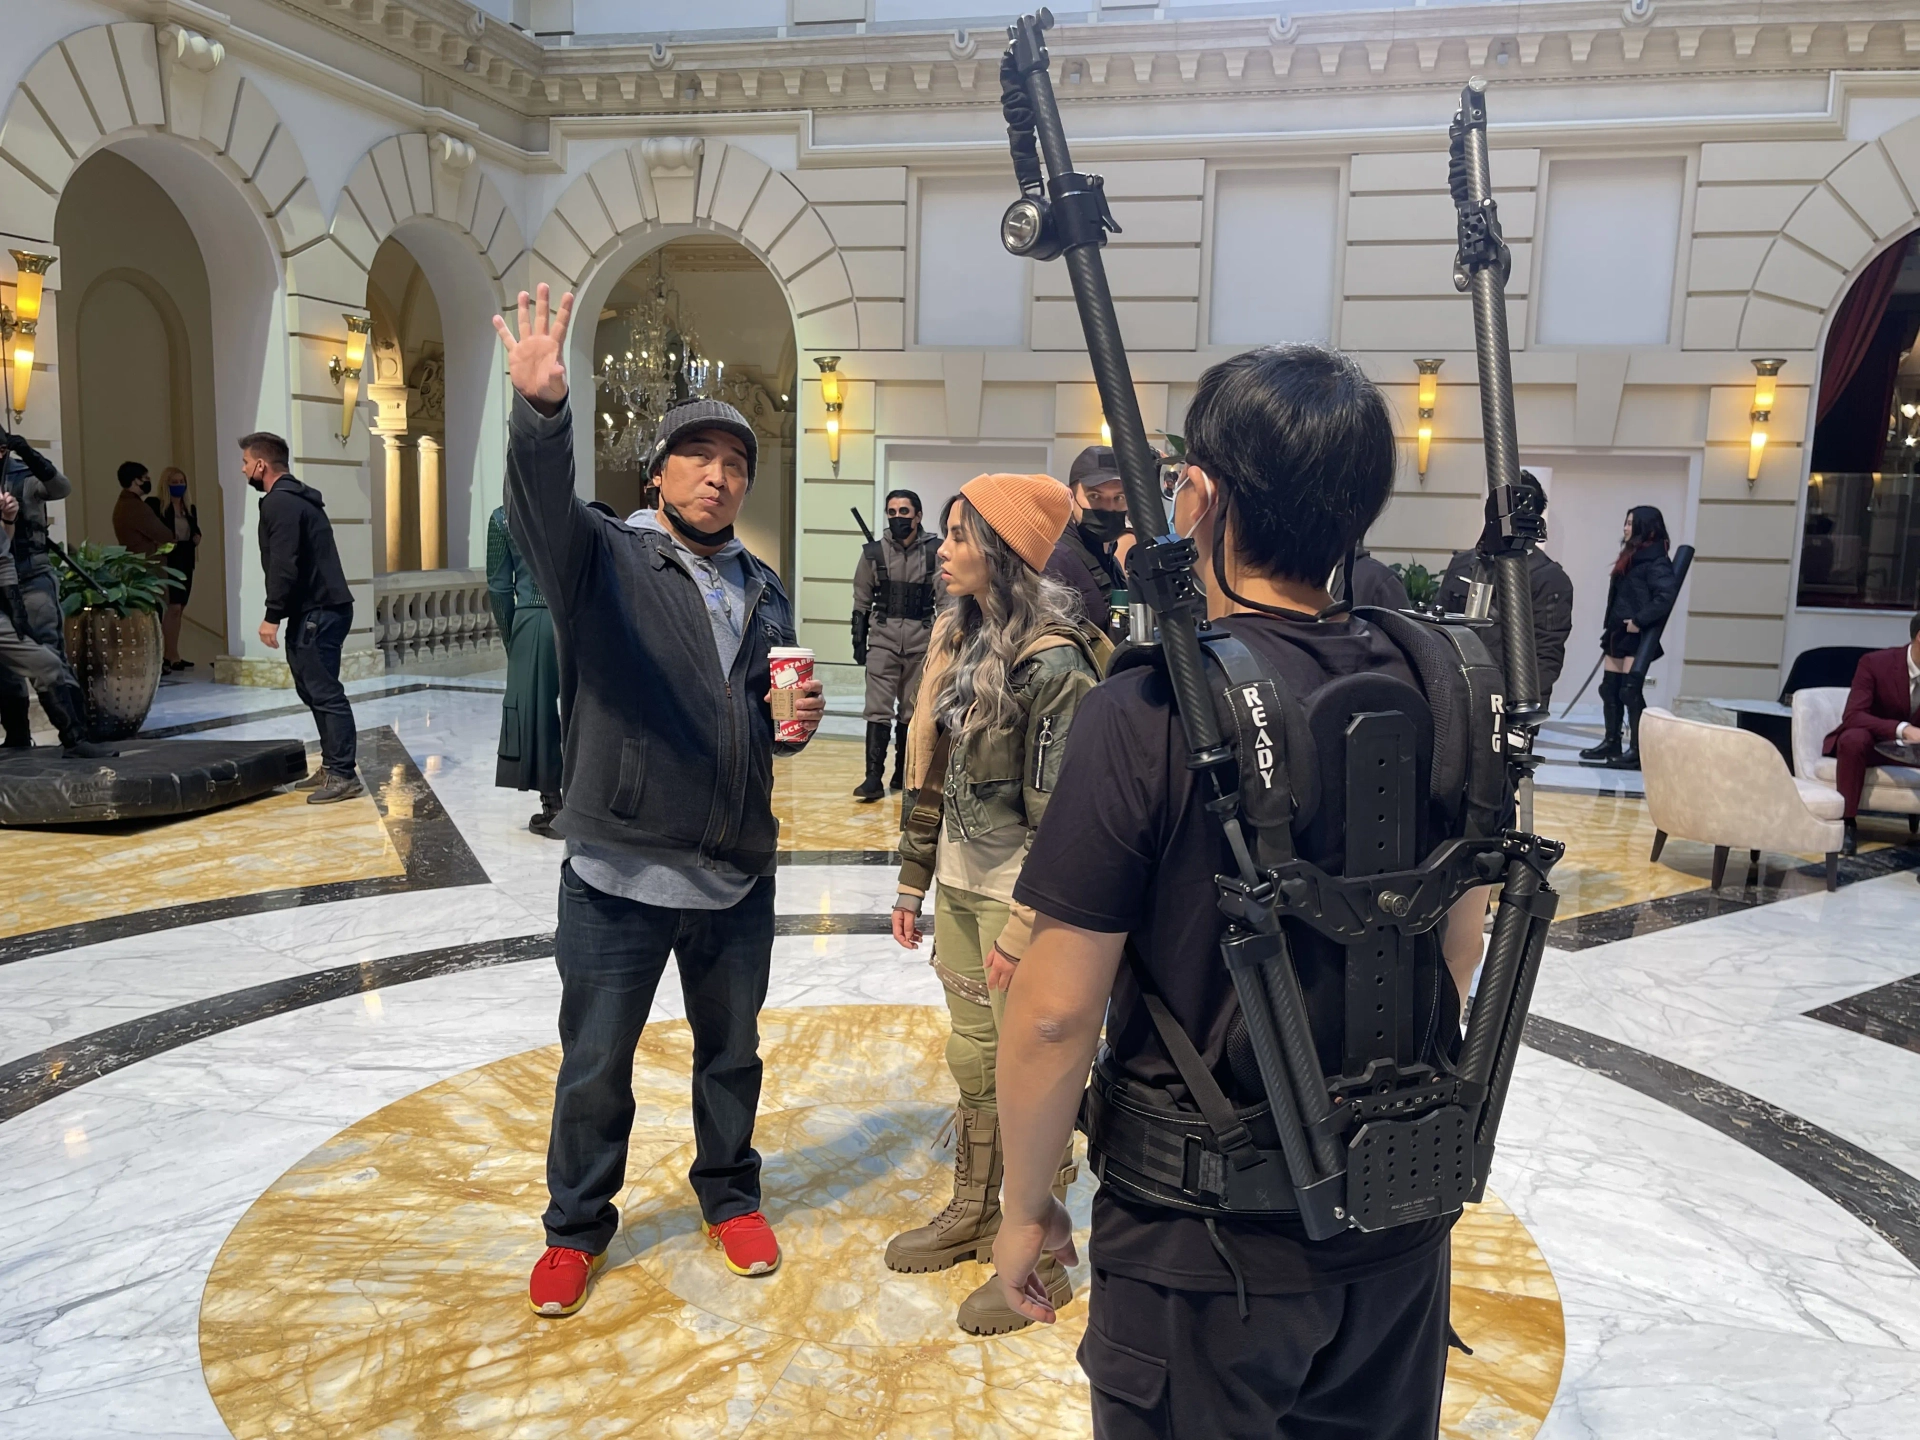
[1823,611,1920,854]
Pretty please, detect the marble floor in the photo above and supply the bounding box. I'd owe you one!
[3,673,1919,1437]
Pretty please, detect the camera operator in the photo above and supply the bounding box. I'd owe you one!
[0,427,74,748]
[493,286,825,1317]
[0,489,114,758]
[991,346,1490,1439]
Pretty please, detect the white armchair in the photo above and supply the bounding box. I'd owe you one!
[1640,707,1843,891]
[1790,686,1920,824]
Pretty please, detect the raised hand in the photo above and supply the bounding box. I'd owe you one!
[492,284,574,415]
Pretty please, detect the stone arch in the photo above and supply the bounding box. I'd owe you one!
[529,139,863,354]
[325,132,528,306]
[1734,118,1920,351]
[0,23,322,265]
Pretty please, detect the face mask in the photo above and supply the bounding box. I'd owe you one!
[247,472,265,493]
[169,484,186,498]
[887,515,915,542]
[1079,507,1128,545]
[1168,475,1211,542]
[138,478,152,495]
[663,500,734,547]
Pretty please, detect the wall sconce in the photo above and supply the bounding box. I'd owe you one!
[1,250,54,423]
[329,314,372,442]
[1748,357,1784,483]
[1100,419,1112,447]
[1414,358,1443,478]
[816,355,843,473]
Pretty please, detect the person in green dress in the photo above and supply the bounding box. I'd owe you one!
[487,504,565,836]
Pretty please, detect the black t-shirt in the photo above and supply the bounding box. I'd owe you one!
[1014,612,1458,1294]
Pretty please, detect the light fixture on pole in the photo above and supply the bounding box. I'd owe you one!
[329,314,372,442]
[1748,357,1784,484]
[1414,358,1443,478]
[816,355,844,473]
[1,250,54,424]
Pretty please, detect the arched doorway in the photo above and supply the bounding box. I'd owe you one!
[53,148,230,667]
[589,237,797,579]
[1799,228,1920,614]
[365,235,450,574]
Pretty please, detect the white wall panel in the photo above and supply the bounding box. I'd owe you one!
[1208,169,1339,346]
[915,175,1027,347]
[1536,157,1685,347]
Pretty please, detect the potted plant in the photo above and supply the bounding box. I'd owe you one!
[56,540,184,740]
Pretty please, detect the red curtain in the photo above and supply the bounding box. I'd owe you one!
[1818,239,1909,422]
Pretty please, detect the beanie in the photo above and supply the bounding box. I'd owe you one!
[959,472,1073,573]
[646,398,758,485]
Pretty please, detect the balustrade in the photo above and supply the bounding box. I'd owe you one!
[372,569,501,673]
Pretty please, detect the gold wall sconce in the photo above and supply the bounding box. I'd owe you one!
[1,250,55,423]
[329,314,372,442]
[1748,357,1784,483]
[816,355,843,473]
[1414,358,1443,478]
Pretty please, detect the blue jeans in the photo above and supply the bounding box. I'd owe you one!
[286,605,356,777]
[542,862,775,1253]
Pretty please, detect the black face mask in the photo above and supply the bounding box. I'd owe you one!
[247,475,265,493]
[663,500,734,547]
[887,515,916,542]
[1079,507,1129,546]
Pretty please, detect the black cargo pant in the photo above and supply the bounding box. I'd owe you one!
[1079,1246,1451,1440]
[542,863,775,1254]
[286,604,357,777]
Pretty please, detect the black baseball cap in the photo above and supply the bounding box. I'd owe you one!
[1069,444,1122,490]
[647,398,758,485]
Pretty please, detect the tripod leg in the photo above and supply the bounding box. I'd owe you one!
[1710,846,1728,890]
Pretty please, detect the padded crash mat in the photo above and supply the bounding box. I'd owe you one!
[0,738,309,825]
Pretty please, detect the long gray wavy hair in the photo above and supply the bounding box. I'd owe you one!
[934,497,1082,738]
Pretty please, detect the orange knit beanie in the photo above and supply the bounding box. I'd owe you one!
[959,472,1073,573]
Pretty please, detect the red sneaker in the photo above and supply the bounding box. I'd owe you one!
[528,1245,606,1317]
[706,1211,781,1276]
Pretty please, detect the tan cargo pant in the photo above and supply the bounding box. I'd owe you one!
[931,884,1009,1112]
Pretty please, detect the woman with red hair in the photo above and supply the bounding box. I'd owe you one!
[1579,504,1679,769]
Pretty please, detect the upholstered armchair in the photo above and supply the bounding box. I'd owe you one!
[1790,686,1920,824]
[1640,708,1844,891]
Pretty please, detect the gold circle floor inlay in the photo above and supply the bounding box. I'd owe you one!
[201,1005,1564,1437]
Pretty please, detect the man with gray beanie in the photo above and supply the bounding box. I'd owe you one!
[494,285,825,1318]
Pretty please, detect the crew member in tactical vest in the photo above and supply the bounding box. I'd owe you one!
[1045,446,1128,634]
[851,489,941,801]
[990,347,1495,1439]
[0,427,74,748]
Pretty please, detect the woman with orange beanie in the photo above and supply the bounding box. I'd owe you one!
[884,471,1102,1336]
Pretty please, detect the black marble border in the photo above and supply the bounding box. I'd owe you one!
[0,932,553,1122]
[1524,1014,1920,1269]
[1807,975,1920,1056]
[139,681,505,739]
[1546,845,1920,951]
[0,727,488,967]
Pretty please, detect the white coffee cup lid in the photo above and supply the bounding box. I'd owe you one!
[769,647,813,658]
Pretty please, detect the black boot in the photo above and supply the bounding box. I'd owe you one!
[1842,819,1860,857]
[889,720,910,793]
[1580,673,1623,763]
[0,691,31,748]
[853,721,888,802]
[39,685,118,759]
[1607,676,1647,769]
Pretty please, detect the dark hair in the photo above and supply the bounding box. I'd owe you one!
[1611,505,1670,577]
[1518,469,1546,513]
[238,430,291,470]
[885,488,923,516]
[117,461,149,489]
[1910,610,1919,640]
[937,493,962,534]
[1183,345,1396,584]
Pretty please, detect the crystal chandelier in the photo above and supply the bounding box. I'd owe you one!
[592,254,724,472]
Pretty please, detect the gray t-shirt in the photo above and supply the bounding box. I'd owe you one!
[565,509,761,910]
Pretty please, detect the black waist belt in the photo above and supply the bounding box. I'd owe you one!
[875,579,934,623]
[1083,1065,1301,1217]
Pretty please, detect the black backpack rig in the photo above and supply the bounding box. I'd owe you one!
[1000,13,1561,1241]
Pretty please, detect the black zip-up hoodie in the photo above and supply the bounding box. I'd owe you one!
[257,475,353,622]
[503,394,803,875]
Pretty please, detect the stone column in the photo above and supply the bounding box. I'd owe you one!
[417,434,444,571]
[378,431,412,573]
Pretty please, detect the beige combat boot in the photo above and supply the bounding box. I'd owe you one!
[955,1144,1079,1336]
[885,1105,1003,1273]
